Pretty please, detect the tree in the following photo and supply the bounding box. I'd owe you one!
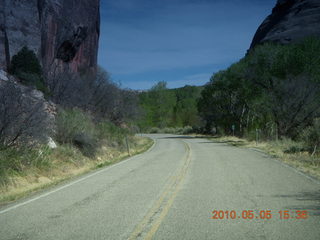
[173,85,202,127]
[198,37,320,138]
[198,60,254,135]
[138,81,176,129]
[49,67,140,125]
[10,46,42,75]
[245,39,320,137]
[9,46,47,94]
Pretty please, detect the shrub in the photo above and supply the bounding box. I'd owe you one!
[301,119,320,155]
[10,46,42,75]
[96,121,130,147]
[281,139,305,154]
[55,108,98,157]
[73,133,97,157]
[16,72,50,96]
[269,137,305,154]
[9,46,49,94]
[180,126,193,134]
[163,127,174,134]
[149,127,161,133]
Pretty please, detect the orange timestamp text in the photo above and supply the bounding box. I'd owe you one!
[211,210,309,220]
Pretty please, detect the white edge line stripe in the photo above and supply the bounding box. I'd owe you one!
[0,138,156,215]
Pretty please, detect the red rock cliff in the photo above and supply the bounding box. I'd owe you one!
[0,0,100,80]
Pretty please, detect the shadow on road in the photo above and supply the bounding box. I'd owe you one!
[158,136,247,147]
[272,190,320,216]
[200,139,247,146]
[158,136,208,140]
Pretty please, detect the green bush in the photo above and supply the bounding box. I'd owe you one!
[15,72,50,96]
[180,126,193,134]
[163,127,174,134]
[149,127,161,133]
[281,139,305,154]
[9,46,49,94]
[97,121,130,147]
[301,119,320,154]
[73,133,97,157]
[10,46,41,75]
[269,138,305,154]
[55,108,136,156]
[55,108,98,157]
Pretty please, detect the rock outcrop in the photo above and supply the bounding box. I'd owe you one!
[0,69,8,81]
[250,0,320,49]
[0,0,100,81]
[0,71,57,146]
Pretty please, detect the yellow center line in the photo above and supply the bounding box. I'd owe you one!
[128,140,192,240]
[127,175,176,240]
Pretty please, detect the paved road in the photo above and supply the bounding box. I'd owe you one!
[1,134,319,240]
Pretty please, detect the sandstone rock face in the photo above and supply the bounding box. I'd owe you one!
[0,0,100,80]
[0,75,57,146]
[0,69,8,81]
[250,0,320,49]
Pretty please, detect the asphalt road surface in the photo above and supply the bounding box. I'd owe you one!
[1,134,320,240]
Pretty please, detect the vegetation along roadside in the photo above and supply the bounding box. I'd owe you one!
[0,47,153,205]
[196,37,320,181]
[208,136,320,181]
[0,122,153,206]
[137,37,320,182]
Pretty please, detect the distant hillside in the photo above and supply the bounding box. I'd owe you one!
[138,82,203,130]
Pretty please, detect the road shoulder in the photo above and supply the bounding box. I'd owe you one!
[0,136,154,207]
[206,135,320,183]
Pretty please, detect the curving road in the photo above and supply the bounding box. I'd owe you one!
[0,134,320,240]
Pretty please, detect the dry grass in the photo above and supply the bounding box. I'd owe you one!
[209,136,320,180]
[0,136,153,205]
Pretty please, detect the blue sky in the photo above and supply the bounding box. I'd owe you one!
[98,0,276,90]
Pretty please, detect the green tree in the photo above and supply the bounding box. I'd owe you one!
[9,46,48,94]
[198,60,256,134]
[173,85,202,127]
[138,82,203,130]
[198,37,320,138]
[139,81,176,129]
[10,46,41,75]
[245,39,320,137]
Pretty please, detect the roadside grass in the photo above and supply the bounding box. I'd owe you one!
[208,136,320,180]
[0,136,153,205]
